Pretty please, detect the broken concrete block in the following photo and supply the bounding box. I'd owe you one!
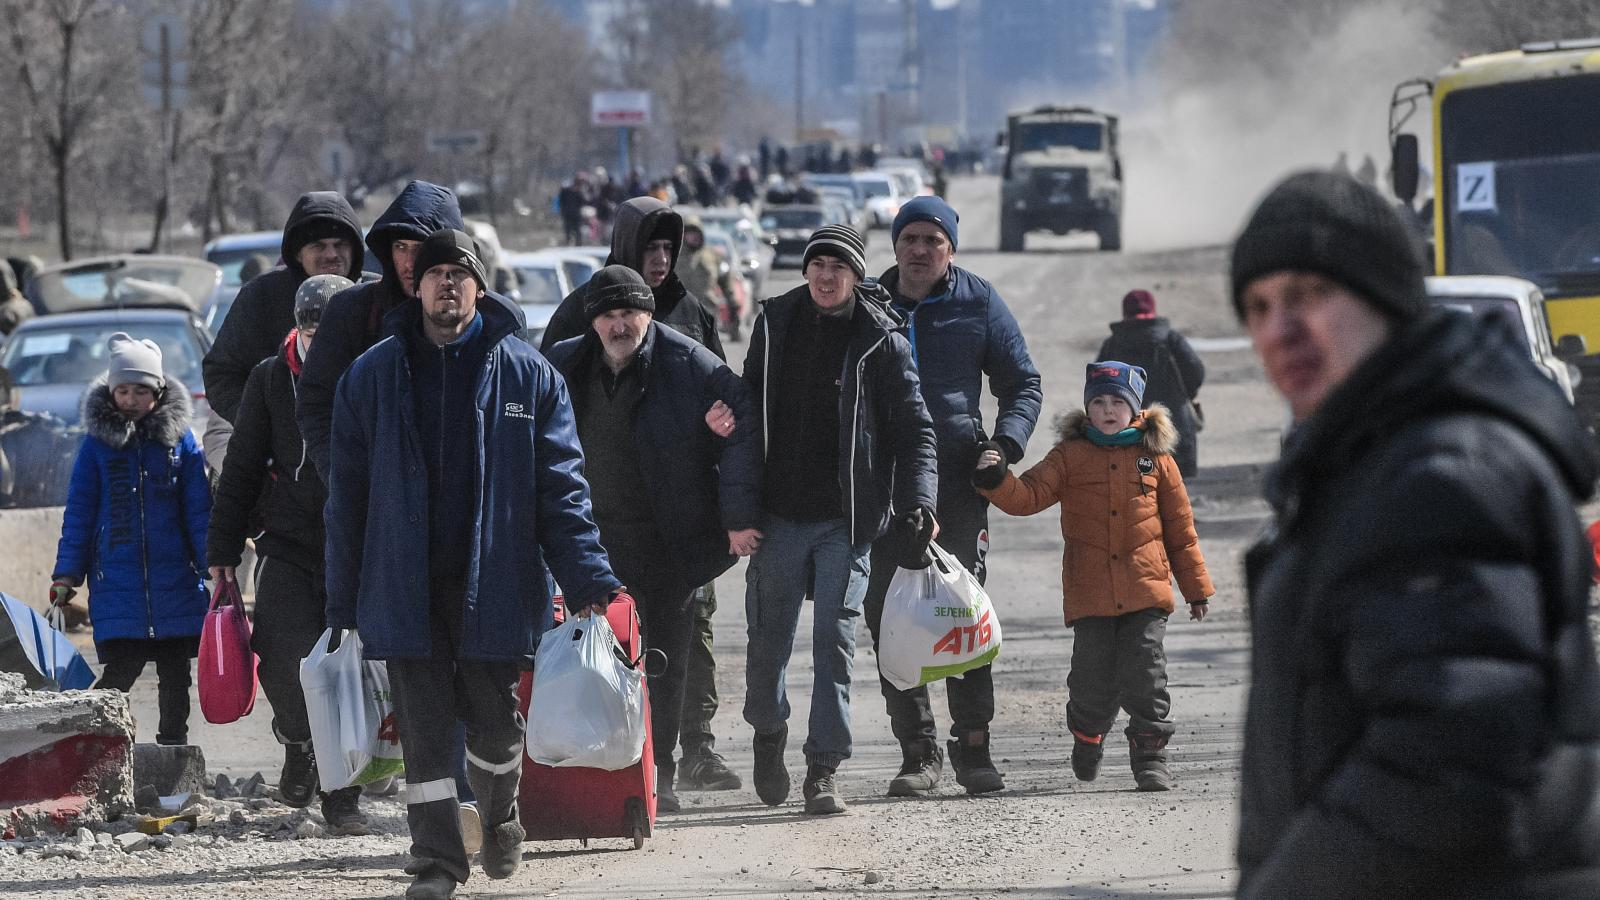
[212,773,238,799]
[0,672,134,838]
[113,832,149,852]
[132,744,208,798]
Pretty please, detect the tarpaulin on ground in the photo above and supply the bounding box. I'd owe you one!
[0,592,94,691]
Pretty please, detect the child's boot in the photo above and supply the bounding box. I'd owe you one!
[947,730,1005,794]
[1070,729,1105,782]
[1128,732,1172,792]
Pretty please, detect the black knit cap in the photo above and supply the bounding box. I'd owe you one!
[802,224,867,281]
[584,264,656,320]
[413,228,489,294]
[1231,170,1427,321]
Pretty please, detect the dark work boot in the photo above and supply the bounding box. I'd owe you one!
[752,725,791,807]
[657,757,681,813]
[319,785,369,835]
[679,740,742,791]
[886,743,943,797]
[1071,730,1105,783]
[802,763,846,815]
[947,731,1005,795]
[277,737,317,809]
[405,868,458,899]
[1129,733,1172,792]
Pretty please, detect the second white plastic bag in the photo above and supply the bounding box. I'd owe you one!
[525,614,645,771]
[300,628,405,791]
[878,543,1003,691]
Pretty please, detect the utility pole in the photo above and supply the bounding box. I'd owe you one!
[794,26,805,141]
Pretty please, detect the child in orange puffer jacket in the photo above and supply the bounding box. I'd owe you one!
[974,360,1213,791]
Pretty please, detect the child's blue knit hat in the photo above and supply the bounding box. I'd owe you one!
[1084,360,1146,411]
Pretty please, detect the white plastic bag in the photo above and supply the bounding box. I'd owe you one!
[300,629,405,791]
[525,614,645,771]
[878,543,1003,691]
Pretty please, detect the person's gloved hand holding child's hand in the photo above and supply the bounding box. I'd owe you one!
[972,440,1009,490]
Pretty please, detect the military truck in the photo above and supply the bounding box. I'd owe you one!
[998,106,1123,252]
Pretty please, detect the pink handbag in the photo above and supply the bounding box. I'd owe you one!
[198,579,258,724]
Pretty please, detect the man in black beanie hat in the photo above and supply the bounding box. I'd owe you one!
[544,263,761,815]
[1233,170,1600,898]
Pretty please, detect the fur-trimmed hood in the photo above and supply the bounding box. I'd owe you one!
[1055,403,1178,454]
[81,375,194,449]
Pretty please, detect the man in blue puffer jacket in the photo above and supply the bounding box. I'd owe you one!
[324,229,624,900]
[865,196,1043,798]
[51,334,210,746]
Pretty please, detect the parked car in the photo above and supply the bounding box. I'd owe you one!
[0,308,213,507]
[1426,275,1579,403]
[851,172,903,229]
[503,251,574,347]
[26,255,223,317]
[760,206,829,269]
[813,187,869,235]
[537,248,601,293]
[802,173,869,221]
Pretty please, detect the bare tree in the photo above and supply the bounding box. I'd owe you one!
[2,0,132,259]
[608,0,747,163]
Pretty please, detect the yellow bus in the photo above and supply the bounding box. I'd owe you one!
[1391,38,1600,413]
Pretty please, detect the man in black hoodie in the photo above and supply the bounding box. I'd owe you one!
[1233,171,1600,898]
[540,196,722,359]
[297,180,522,483]
[202,191,363,424]
[540,195,739,793]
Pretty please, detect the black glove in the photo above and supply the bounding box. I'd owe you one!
[971,440,1009,490]
[893,506,937,569]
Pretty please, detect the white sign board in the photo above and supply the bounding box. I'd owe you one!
[592,91,652,127]
[1456,162,1497,213]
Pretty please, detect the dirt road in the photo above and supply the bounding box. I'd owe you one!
[1,175,1278,899]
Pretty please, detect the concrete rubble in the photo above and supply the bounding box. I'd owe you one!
[0,671,134,837]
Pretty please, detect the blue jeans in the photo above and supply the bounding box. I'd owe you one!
[742,516,870,768]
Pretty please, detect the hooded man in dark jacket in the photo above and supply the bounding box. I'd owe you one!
[541,195,739,793]
[1097,289,1205,476]
[296,181,524,483]
[867,196,1042,797]
[540,196,723,359]
[325,229,625,900]
[205,274,363,829]
[742,225,938,816]
[203,191,363,424]
[545,265,762,813]
[1233,170,1600,899]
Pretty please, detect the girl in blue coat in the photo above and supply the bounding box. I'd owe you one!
[50,333,210,745]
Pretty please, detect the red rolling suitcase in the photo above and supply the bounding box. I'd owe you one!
[517,594,657,849]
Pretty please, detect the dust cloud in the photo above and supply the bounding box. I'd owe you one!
[1120,2,1447,252]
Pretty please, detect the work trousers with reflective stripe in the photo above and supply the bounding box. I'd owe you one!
[388,658,523,886]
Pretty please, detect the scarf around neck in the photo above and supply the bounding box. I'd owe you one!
[1086,425,1143,447]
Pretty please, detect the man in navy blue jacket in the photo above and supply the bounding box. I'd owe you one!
[324,229,624,900]
[866,196,1043,798]
[546,265,761,814]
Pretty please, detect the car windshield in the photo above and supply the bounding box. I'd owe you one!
[2,320,204,387]
[560,259,595,289]
[30,258,218,314]
[205,245,279,287]
[1442,73,1600,298]
[855,177,893,199]
[1429,295,1530,352]
[515,266,564,304]
[806,175,866,201]
[761,209,825,229]
[1013,120,1104,153]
